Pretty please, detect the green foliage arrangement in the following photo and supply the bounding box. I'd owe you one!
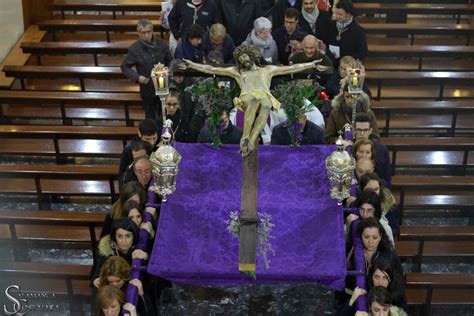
[186,78,240,147]
[272,81,320,146]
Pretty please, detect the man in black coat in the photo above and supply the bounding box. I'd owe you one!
[271,115,325,145]
[121,19,173,123]
[272,0,302,30]
[216,0,262,45]
[168,0,222,41]
[298,0,332,46]
[272,8,307,65]
[327,0,368,65]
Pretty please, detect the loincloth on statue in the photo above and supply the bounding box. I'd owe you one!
[234,90,281,112]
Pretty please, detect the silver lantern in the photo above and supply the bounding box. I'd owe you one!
[326,135,355,204]
[150,63,170,123]
[149,120,182,202]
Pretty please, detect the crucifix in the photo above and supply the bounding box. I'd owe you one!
[183,45,326,273]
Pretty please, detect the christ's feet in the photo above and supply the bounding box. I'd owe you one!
[240,137,256,157]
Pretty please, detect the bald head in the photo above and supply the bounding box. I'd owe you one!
[302,35,319,58]
[356,158,375,180]
[134,157,152,187]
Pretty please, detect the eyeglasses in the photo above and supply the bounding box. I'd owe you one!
[355,128,370,134]
[165,103,179,108]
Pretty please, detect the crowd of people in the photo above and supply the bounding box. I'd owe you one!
[93,1,407,315]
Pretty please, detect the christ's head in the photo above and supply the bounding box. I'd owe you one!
[233,45,262,71]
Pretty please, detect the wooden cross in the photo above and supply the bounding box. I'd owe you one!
[238,147,258,273]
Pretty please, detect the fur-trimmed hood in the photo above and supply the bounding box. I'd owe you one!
[331,90,371,113]
[381,187,397,216]
[390,305,408,316]
[98,235,115,257]
[98,234,134,259]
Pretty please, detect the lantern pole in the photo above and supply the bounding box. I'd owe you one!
[346,62,366,137]
[150,63,170,124]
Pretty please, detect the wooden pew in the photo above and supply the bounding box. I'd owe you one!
[405,272,474,315]
[361,23,474,45]
[391,175,474,221]
[355,3,474,23]
[367,45,474,71]
[19,42,474,70]
[0,90,143,126]
[371,100,474,137]
[399,225,474,241]
[0,209,104,262]
[0,164,119,209]
[2,65,125,92]
[21,42,130,66]
[382,137,474,176]
[0,26,46,89]
[50,0,163,19]
[23,42,473,70]
[37,19,164,42]
[5,66,473,99]
[365,71,474,100]
[0,125,135,162]
[397,226,474,271]
[0,261,92,312]
[397,240,474,272]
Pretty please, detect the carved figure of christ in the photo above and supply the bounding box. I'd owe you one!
[182,57,324,156]
[183,56,324,273]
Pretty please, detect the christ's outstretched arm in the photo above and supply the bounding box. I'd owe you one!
[267,59,328,77]
[182,59,240,80]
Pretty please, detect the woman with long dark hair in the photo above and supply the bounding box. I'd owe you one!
[345,191,394,246]
[338,219,403,315]
[359,173,399,236]
[368,259,407,311]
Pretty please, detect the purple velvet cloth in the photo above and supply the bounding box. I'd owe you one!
[351,219,368,312]
[123,180,156,314]
[147,143,347,290]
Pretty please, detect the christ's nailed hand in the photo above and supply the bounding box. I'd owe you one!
[179,59,190,70]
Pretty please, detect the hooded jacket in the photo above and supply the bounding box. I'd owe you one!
[92,235,134,280]
[325,92,379,144]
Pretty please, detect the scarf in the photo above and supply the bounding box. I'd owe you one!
[139,35,162,64]
[249,29,271,49]
[336,16,353,31]
[187,1,203,24]
[139,34,158,49]
[301,7,319,34]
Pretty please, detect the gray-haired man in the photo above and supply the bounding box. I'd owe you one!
[121,19,173,123]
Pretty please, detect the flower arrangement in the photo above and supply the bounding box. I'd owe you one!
[226,210,275,278]
[272,81,321,146]
[186,78,240,147]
